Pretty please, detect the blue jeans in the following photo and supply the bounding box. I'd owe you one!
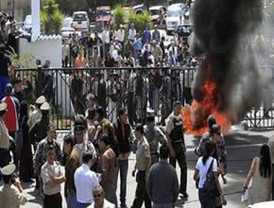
[66,190,78,208]
[116,159,129,206]
[0,76,9,100]
[198,188,216,208]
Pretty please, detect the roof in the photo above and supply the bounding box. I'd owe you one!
[96,6,111,10]
[168,3,185,9]
[73,11,88,14]
[149,5,165,10]
[38,35,62,40]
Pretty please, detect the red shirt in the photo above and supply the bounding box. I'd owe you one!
[2,96,19,132]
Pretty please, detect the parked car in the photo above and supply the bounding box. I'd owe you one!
[61,27,75,39]
[95,6,112,31]
[174,18,192,38]
[166,3,188,35]
[63,17,73,28]
[149,5,166,26]
[72,11,90,32]
[133,4,144,15]
[246,201,274,208]
[23,15,32,32]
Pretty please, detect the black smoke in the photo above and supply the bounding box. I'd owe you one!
[190,0,264,123]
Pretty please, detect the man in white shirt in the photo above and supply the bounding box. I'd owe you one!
[102,27,110,55]
[88,186,115,208]
[128,24,136,42]
[74,151,99,208]
[115,25,125,48]
[41,145,65,208]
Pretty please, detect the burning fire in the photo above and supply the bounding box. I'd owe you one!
[182,63,231,135]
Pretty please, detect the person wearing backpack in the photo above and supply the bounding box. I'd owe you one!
[193,141,226,208]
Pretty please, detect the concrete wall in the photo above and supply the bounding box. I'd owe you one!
[19,35,62,67]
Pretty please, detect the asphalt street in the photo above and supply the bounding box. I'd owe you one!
[20,129,274,208]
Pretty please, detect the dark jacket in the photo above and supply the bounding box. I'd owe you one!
[113,119,131,154]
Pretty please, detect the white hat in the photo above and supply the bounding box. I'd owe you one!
[40,102,50,111]
[0,102,7,111]
[36,95,46,104]
[1,164,16,175]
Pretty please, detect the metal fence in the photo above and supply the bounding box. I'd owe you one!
[13,67,274,130]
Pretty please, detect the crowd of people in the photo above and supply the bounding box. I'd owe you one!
[0,86,233,208]
[62,24,197,69]
[0,9,273,208]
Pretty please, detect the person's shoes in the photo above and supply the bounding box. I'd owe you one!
[120,203,128,208]
[180,193,189,201]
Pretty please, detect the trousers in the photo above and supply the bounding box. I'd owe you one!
[43,193,62,208]
[132,171,151,208]
[170,142,187,194]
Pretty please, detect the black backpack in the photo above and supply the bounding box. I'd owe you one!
[203,158,220,197]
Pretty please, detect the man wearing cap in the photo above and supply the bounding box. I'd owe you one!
[0,102,10,170]
[88,185,115,208]
[0,163,28,208]
[144,109,167,165]
[27,95,46,128]
[2,83,19,138]
[29,101,52,151]
[165,101,188,200]
[33,124,62,191]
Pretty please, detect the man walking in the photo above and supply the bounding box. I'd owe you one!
[98,135,117,206]
[166,101,188,200]
[113,107,132,208]
[131,124,151,208]
[144,109,167,165]
[147,145,179,208]
[74,151,99,208]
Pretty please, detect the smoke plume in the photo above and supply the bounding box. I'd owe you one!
[190,0,265,123]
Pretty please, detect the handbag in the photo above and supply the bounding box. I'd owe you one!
[203,158,220,197]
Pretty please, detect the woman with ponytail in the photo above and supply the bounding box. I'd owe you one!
[193,141,226,208]
[243,144,272,204]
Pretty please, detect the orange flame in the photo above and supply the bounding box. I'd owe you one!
[182,70,231,136]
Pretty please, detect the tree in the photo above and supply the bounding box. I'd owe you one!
[113,5,126,30]
[41,0,64,35]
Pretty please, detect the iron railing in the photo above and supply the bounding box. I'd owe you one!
[13,67,274,130]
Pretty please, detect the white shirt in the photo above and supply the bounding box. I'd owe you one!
[88,199,115,208]
[102,30,110,44]
[112,49,119,61]
[41,161,64,195]
[115,29,125,42]
[128,28,136,41]
[195,156,218,188]
[74,164,99,204]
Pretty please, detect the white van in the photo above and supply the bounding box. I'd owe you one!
[166,3,187,35]
[72,11,90,32]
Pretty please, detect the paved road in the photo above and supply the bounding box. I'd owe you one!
[21,129,273,208]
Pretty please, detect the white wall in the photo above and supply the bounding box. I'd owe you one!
[19,36,62,67]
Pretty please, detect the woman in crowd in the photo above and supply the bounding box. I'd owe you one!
[19,101,34,182]
[193,141,226,208]
[243,144,272,204]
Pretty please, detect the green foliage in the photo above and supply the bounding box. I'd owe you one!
[128,10,152,33]
[113,5,126,30]
[41,0,64,35]
[6,48,36,69]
